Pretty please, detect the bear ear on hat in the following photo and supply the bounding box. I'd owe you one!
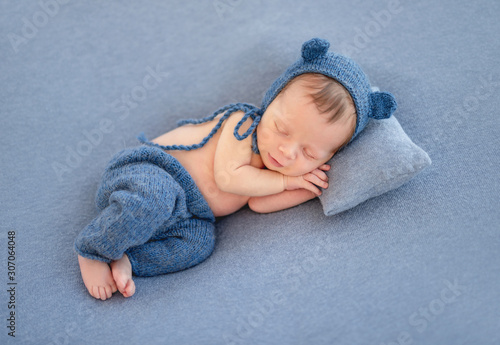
[301,38,330,61]
[369,91,397,119]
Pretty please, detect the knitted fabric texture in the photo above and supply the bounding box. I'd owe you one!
[74,146,216,277]
[139,37,397,152]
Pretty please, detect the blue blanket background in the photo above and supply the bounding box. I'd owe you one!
[1,1,499,344]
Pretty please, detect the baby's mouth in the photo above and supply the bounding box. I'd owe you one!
[268,153,283,168]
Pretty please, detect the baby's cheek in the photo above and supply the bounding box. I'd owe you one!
[258,127,273,145]
[306,161,325,174]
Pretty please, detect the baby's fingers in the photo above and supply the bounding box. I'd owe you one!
[302,181,322,196]
[310,168,329,183]
[319,164,331,171]
[304,172,329,190]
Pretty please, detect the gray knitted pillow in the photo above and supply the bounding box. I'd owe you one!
[318,116,431,216]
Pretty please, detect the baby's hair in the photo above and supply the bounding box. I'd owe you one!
[283,73,357,151]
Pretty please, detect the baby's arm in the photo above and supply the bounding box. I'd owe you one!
[248,164,330,213]
[214,112,326,197]
[248,189,316,213]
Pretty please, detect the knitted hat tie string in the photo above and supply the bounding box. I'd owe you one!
[138,102,262,153]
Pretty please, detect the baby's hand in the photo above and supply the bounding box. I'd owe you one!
[283,164,330,196]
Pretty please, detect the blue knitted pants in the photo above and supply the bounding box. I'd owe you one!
[74,146,216,277]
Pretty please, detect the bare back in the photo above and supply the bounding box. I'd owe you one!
[152,113,264,217]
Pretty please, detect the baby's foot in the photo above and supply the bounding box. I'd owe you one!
[110,254,136,298]
[78,255,117,301]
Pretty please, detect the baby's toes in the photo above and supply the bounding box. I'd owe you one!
[99,286,112,301]
[104,285,114,300]
[123,280,136,298]
[95,286,105,301]
[89,285,108,301]
[89,286,100,300]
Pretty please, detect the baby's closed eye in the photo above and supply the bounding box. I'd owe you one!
[274,121,288,136]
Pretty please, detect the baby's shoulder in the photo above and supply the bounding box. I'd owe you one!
[222,110,250,129]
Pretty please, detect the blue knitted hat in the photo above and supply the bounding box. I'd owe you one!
[261,38,397,142]
[139,38,397,152]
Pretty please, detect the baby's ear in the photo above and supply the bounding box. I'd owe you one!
[369,91,397,119]
[301,38,330,61]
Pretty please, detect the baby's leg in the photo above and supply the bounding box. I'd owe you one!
[75,149,188,296]
[78,255,117,301]
[125,219,216,277]
[75,147,216,298]
[110,254,135,298]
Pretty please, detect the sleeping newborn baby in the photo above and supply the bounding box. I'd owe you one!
[74,38,397,300]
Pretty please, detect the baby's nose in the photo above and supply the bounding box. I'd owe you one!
[279,143,297,160]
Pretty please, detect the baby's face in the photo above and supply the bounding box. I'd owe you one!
[257,80,355,177]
